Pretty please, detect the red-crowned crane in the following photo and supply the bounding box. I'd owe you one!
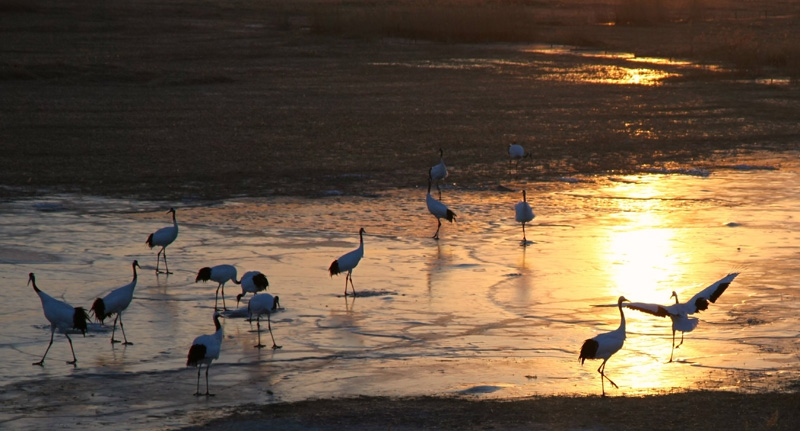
[430,148,448,199]
[426,174,456,240]
[247,293,282,349]
[579,296,630,397]
[508,142,532,171]
[328,228,365,297]
[186,312,223,396]
[236,270,269,308]
[29,273,90,366]
[91,260,141,345]
[514,190,535,244]
[195,264,241,311]
[145,208,179,274]
[625,272,740,362]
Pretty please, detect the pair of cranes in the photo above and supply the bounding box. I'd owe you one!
[579,272,740,396]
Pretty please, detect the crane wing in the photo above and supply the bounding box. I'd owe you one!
[624,302,672,317]
[686,272,740,313]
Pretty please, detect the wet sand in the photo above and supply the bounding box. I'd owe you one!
[3,1,800,430]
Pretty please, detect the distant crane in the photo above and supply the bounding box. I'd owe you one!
[625,272,740,362]
[186,312,223,396]
[426,174,456,240]
[514,190,535,244]
[579,296,630,396]
[146,208,179,274]
[429,148,448,199]
[29,273,90,366]
[91,260,142,345]
[247,293,282,349]
[236,270,269,308]
[195,264,241,311]
[508,142,532,171]
[328,228,366,297]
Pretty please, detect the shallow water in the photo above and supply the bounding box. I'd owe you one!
[1,152,799,430]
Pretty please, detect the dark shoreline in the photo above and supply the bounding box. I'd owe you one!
[180,392,800,431]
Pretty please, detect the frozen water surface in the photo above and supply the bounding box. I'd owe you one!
[0,152,798,430]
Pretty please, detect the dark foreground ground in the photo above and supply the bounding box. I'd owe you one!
[181,392,800,431]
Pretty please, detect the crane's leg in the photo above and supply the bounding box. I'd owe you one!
[119,314,132,345]
[33,328,55,366]
[255,315,265,348]
[205,364,214,396]
[155,249,163,274]
[522,223,527,244]
[65,333,78,365]
[161,248,172,275]
[433,219,442,240]
[343,274,350,296]
[111,314,120,343]
[669,330,676,362]
[220,284,227,311]
[267,312,282,350]
[348,271,357,297]
[675,331,686,349]
[215,286,222,311]
[193,366,202,396]
[437,181,442,200]
[597,360,618,396]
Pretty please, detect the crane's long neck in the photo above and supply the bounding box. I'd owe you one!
[617,302,626,332]
[213,315,223,339]
[131,262,138,282]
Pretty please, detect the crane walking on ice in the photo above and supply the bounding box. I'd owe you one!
[91,260,142,345]
[247,293,282,349]
[625,272,740,362]
[146,208,179,274]
[186,312,223,396]
[328,228,366,297]
[514,190,535,244]
[29,273,90,366]
[426,174,456,240]
[195,264,241,311]
[579,296,630,396]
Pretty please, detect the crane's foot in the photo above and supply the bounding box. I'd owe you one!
[111,339,121,344]
[255,344,266,349]
[32,361,44,366]
[66,360,77,365]
[272,344,282,350]
[123,341,133,345]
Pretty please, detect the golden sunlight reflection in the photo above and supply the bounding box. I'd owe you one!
[599,179,683,302]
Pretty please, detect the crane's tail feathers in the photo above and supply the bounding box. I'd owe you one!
[145,233,154,248]
[578,338,599,364]
[328,260,341,277]
[253,273,269,291]
[195,267,212,283]
[445,209,456,223]
[90,298,106,323]
[187,344,207,367]
[74,307,90,335]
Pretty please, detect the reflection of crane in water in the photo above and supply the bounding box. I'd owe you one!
[625,272,740,362]
[579,296,630,397]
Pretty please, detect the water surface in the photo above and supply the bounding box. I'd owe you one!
[1,152,798,430]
